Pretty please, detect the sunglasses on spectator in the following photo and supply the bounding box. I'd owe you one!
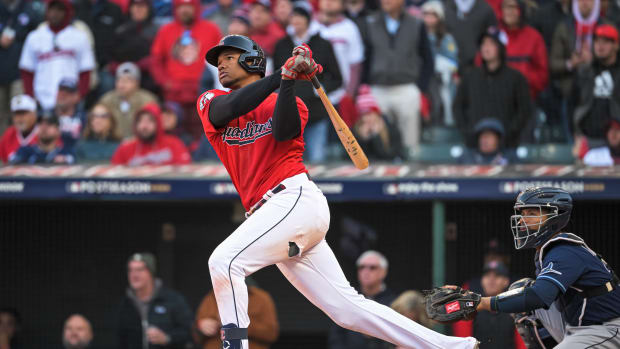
[358,264,380,271]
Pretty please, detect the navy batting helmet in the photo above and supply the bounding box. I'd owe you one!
[510,187,572,249]
[205,35,266,77]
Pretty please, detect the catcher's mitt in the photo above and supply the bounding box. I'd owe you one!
[424,287,481,323]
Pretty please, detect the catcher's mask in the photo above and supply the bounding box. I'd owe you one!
[510,187,572,250]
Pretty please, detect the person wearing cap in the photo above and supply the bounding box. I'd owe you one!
[352,84,404,160]
[150,0,221,140]
[444,0,497,71]
[0,95,39,163]
[573,24,620,143]
[99,62,158,139]
[0,0,42,135]
[453,26,533,149]
[421,0,458,126]
[453,261,526,349]
[112,0,161,93]
[117,253,193,349]
[9,115,75,164]
[583,117,620,165]
[54,78,86,150]
[458,117,517,165]
[273,1,343,162]
[111,103,191,165]
[248,0,285,57]
[18,0,95,111]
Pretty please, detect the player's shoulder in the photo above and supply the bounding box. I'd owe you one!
[197,89,228,112]
[544,241,587,262]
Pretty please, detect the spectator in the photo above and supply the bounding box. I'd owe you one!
[74,0,123,93]
[583,117,620,165]
[273,1,343,162]
[0,308,21,349]
[457,118,516,165]
[453,27,532,148]
[202,0,237,34]
[150,0,221,140]
[360,0,434,156]
[111,103,191,165]
[273,0,292,31]
[228,5,250,36]
[328,251,395,349]
[344,0,373,22]
[19,0,95,111]
[194,278,279,349]
[62,314,93,349]
[390,290,433,329]
[421,0,458,126]
[550,0,601,99]
[249,0,285,57]
[573,24,620,141]
[453,261,525,349]
[54,78,86,150]
[529,0,571,51]
[118,253,193,349]
[112,0,161,93]
[316,0,364,101]
[353,85,403,160]
[99,62,158,139]
[10,115,75,164]
[499,0,548,99]
[444,0,496,71]
[0,94,38,163]
[0,0,42,134]
[161,101,182,136]
[75,104,121,161]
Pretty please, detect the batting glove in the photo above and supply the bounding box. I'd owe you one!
[292,43,313,59]
[296,60,323,81]
[281,55,304,80]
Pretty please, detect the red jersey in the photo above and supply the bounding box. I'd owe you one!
[196,89,309,209]
[0,126,39,163]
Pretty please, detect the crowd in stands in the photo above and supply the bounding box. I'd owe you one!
[1,0,619,166]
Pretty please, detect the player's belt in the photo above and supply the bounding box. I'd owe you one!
[245,184,287,218]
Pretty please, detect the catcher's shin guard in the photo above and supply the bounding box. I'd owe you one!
[221,323,248,349]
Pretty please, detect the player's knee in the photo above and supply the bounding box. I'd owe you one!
[208,249,229,280]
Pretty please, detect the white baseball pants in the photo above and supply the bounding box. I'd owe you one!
[208,173,478,349]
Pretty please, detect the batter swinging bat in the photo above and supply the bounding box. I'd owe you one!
[310,76,369,170]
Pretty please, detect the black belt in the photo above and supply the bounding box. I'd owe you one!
[245,184,286,218]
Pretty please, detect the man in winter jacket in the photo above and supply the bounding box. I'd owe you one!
[10,115,75,164]
[111,103,191,165]
[273,1,342,162]
[453,26,532,148]
[572,24,620,142]
[500,0,548,99]
[74,0,124,68]
[19,0,95,111]
[150,0,221,139]
[118,253,193,349]
[0,0,42,133]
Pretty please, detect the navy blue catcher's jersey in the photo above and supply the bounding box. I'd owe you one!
[535,236,620,327]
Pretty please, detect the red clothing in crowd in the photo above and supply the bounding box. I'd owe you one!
[452,318,527,349]
[111,103,191,165]
[250,21,285,57]
[0,126,38,163]
[502,25,549,99]
[486,0,503,21]
[150,0,221,103]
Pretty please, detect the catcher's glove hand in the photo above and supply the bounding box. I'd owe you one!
[424,287,481,323]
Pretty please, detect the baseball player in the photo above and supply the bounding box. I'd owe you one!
[195,35,479,349]
[429,187,620,348]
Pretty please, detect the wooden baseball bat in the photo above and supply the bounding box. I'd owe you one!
[311,76,369,170]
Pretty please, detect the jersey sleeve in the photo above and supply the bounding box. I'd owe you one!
[76,31,96,72]
[537,245,586,294]
[18,33,36,71]
[196,89,229,137]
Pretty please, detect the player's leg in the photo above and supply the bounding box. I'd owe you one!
[208,175,329,347]
[276,240,479,349]
[554,320,620,349]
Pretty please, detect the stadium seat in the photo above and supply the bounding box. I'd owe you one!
[411,143,464,164]
[515,144,575,164]
[421,126,464,144]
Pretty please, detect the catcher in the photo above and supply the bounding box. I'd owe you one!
[426,187,620,348]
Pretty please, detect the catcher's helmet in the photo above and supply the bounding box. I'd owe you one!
[510,187,572,250]
[205,35,266,77]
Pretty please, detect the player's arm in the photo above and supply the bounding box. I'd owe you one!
[477,278,560,313]
[208,70,282,128]
[272,78,301,141]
